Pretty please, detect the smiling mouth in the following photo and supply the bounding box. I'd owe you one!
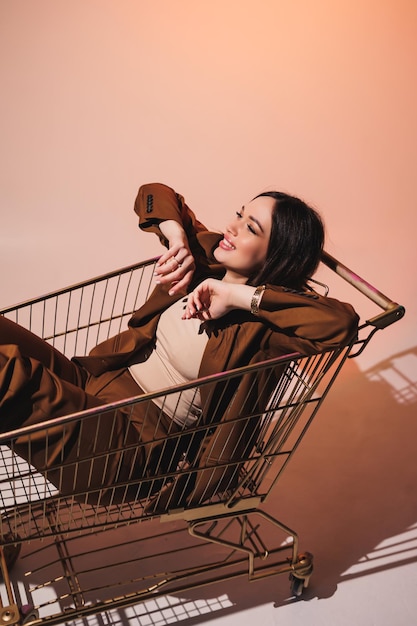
[219,237,235,251]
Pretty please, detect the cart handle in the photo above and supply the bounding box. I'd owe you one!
[321,251,405,329]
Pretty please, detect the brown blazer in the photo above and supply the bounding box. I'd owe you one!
[76,183,359,506]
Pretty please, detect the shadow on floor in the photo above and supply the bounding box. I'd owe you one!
[6,347,417,625]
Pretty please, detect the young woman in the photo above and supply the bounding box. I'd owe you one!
[0,183,359,508]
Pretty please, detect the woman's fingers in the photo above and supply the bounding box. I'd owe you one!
[182,279,238,321]
[155,249,183,274]
[182,282,212,320]
[168,270,195,296]
[154,245,196,294]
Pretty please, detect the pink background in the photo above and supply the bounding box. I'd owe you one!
[1,1,415,371]
[0,3,416,624]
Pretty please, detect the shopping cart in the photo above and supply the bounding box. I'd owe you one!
[0,253,404,625]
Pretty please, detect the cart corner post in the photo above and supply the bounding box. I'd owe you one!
[0,604,20,626]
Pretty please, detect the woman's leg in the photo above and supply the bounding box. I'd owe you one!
[0,317,126,502]
[0,316,86,386]
[21,369,182,506]
[82,369,183,505]
[0,317,180,506]
[0,316,97,433]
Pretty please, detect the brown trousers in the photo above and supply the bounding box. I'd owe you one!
[0,316,180,505]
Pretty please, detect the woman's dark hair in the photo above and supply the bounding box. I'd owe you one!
[249,191,324,289]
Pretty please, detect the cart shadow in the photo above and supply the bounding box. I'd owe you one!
[149,346,417,623]
[203,345,417,611]
[273,346,417,602]
[7,347,417,625]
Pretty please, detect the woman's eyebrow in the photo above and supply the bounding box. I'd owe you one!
[249,216,264,232]
[241,205,264,232]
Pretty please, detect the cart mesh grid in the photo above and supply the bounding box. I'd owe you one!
[0,255,404,625]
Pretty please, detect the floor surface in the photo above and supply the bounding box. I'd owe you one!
[2,354,416,626]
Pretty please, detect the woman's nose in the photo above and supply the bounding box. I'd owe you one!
[226,217,239,235]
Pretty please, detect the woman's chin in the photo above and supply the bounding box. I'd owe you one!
[213,247,225,263]
[213,246,231,260]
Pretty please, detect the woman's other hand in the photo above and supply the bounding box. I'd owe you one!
[183,279,255,321]
[155,220,196,295]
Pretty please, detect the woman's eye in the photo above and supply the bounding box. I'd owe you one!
[235,211,257,234]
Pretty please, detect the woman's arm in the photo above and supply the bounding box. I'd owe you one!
[134,182,207,243]
[183,279,256,320]
[155,220,196,295]
[184,278,359,351]
[134,182,208,295]
[257,284,359,351]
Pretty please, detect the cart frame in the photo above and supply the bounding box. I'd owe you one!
[0,253,405,625]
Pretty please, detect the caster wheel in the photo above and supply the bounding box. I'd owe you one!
[21,604,39,624]
[289,551,313,597]
[289,573,305,597]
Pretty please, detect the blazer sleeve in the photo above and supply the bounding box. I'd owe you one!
[255,285,359,352]
[185,290,359,506]
[134,182,208,248]
[143,287,359,511]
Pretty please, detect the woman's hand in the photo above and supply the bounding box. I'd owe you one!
[154,220,196,295]
[182,279,255,321]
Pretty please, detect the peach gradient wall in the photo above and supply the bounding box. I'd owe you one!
[0,0,415,373]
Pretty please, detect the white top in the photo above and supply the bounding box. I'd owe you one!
[129,297,209,427]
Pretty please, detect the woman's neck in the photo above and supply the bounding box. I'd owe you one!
[222,269,249,284]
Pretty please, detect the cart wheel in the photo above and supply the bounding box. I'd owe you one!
[1,533,21,574]
[20,604,39,625]
[289,551,314,598]
[289,573,305,597]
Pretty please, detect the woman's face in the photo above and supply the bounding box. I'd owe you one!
[214,195,274,282]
